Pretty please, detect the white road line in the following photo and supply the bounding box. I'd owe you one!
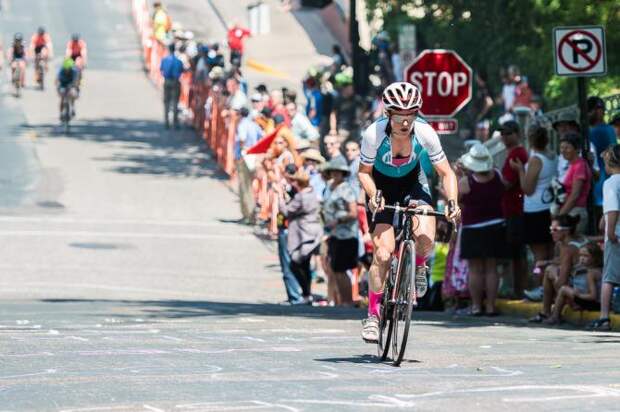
[0,281,211,297]
[0,215,234,227]
[0,229,253,240]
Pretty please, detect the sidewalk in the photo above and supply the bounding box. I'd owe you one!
[161,0,339,94]
[496,299,620,331]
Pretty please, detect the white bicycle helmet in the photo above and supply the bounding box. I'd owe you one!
[382,82,422,112]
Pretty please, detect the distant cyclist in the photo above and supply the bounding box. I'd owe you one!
[7,33,26,87]
[358,82,460,343]
[56,58,79,119]
[30,26,54,68]
[65,33,87,70]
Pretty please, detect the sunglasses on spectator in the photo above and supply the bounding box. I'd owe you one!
[274,140,285,145]
[549,226,570,232]
[326,141,339,146]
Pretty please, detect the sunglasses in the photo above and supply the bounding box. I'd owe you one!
[391,113,417,124]
[274,140,286,145]
[549,226,570,233]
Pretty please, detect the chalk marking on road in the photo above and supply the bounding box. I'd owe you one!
[161,335,185,342]
[174,400,299,411]
[48,329,60,335]
[261,328,345,334]
[60,406,139,412]
[0,352,54,358]
[282,395,416,408]
[241,336,266,343]
[0,369,57,380]
[238,317,266,323]
[394,384,620,402]
[143,405,165,412]
[67,336,89,342]
[318,371,339,379]
[15,320,30,325]
[368,365,523,378]
[0,229,256,241]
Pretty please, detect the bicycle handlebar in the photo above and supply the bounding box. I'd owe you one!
[382,204,448,218]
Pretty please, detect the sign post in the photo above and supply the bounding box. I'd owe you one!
[553,25,607,234]
[403,49,473,135]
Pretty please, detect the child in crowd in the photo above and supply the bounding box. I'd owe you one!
[545,242,602,325]
[590,145,620,331]
[529,214,587,323]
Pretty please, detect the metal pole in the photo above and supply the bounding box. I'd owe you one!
[577,77,594,234]
[350,0,360,94]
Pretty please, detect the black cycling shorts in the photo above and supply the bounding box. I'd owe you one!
[366,164,432,232]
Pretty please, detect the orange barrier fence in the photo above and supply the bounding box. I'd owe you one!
[131,0,232,174]
[190,83,236,176]
[131,0,192,104]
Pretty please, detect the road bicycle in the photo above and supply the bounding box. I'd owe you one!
[34,54,46,90]
[12,62,23,97]
[59,88,74,134]
[373,193,448,366]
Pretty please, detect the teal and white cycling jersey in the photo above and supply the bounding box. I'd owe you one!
[360,117,446,178]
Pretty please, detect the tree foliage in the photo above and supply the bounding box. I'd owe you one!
[367,0,619,110]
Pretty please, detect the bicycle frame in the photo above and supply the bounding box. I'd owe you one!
[389,207,417,306]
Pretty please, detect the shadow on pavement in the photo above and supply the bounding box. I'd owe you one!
[38,298,537,330]
[22,118,228,179]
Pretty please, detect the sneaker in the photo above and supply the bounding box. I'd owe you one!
[415,266,428,298]
[361,316,379,343]
[524,286,543,302]
[588,318,611,331]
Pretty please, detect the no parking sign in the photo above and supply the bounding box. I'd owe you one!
[554,26,606,77]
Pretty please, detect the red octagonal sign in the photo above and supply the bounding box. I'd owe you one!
[404,50,473,117]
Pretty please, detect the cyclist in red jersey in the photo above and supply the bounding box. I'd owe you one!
[29,27,54,69]
[66,33,88,70]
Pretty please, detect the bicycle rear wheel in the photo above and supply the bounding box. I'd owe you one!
[391,240,415,366]
[377,269,395,361]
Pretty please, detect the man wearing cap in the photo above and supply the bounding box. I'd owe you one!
[588,96,617,221]
[159,43,185,129]
[499,120,529,298]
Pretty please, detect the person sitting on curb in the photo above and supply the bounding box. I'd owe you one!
[529,214,588,323]
[545,242,603,325]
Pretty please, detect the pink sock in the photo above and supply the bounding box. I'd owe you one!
[416,255,426,267]
[368,290,383,318]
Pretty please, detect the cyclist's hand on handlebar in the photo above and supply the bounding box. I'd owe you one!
[369,194,385,214]
[445,199,461,222]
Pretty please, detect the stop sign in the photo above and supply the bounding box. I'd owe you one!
[404,50,473,117]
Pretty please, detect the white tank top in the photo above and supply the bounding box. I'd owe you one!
[524,151,557,213]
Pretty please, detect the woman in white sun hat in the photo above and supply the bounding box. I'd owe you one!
[458,142,508,316]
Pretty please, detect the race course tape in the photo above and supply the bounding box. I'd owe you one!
[246,59,290,79]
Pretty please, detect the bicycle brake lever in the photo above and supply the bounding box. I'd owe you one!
[371,190,382,223]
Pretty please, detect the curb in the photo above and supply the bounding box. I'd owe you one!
[496,299,620,331]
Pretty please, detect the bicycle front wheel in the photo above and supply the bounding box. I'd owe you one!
[377,268,395,361]
[391,240,415,366]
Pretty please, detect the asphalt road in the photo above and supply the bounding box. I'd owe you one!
[1,1,620,411]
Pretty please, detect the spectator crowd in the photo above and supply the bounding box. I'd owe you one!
[150,2,620,329]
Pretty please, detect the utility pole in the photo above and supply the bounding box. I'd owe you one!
[349,0,364,96]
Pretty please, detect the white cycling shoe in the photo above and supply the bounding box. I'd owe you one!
[361,316,379,343]
[415,266,428,298]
